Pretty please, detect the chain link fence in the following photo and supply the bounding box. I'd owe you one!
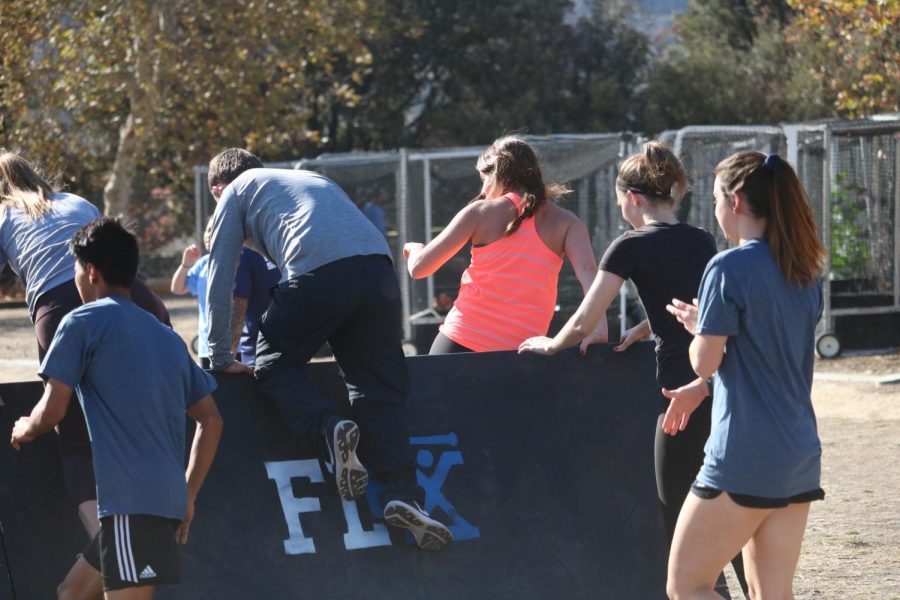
[193,134,637,349]
[191,118,900,354]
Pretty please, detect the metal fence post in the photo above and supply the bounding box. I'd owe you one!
[423,158,435,305]
[193,166,205,245]
[821,126,833,334]
[397,148,412,341]
[894,134,900,310]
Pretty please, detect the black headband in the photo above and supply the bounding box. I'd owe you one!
[621,184,671,198]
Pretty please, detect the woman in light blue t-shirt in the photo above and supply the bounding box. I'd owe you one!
[0,151,170,539]
[665,151,825,598]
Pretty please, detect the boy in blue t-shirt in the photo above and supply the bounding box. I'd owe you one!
[171,218,279,367]
[10,217,223,598]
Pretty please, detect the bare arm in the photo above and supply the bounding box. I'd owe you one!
[176,395,223,544]
[689,334,727,379]
[562,217,598,295]
[403,203,481,279]
[171,245,201,295]
[10,378,73,449]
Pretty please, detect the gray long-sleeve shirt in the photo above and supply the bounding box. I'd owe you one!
[206,168,391,368]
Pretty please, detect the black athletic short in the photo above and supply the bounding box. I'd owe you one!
[82,514,181,591]
[691,482,825,508]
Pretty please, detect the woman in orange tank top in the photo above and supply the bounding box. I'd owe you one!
[403,136,605,354]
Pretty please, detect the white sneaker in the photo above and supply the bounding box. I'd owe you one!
[383,500,452,551]
[326,420,368,500]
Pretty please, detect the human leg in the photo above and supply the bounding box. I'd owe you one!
[655,397,748,597]
[667,492,769,600]
[87,515,179,597]
[741,502,811,600]
[78,500,100,538]
[328,257,451,550]
[255,272,349,442]
[654,399,712,541]
[428,332,473,354]
[327,256,419,504]
[255,265,372,502]
[57,556,103,600]
[104,587,155,600]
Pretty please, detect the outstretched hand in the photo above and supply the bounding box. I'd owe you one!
[666,298,699,335]
[660,377,709,436]
[518,336,557,356]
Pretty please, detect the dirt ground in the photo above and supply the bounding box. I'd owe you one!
[1,295,899,598]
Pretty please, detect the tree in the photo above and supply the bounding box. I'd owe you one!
[1,0,651,252]
[637,0,836,132]
[0,0,375,218]
[344,0,650,149]
[785,0,899,118]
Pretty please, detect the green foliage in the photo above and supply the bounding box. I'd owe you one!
[829,173,871,280]
[638,0,832,132]
[1,0,893,255]
[1,0,376,225]
[0,0,650,245]
[347,0,649,149]
[640,0,897,132]
[785,0,899,118]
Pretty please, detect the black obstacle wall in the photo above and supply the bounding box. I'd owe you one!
[0,345,668,599]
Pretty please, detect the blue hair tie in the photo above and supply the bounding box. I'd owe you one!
[763,153,781,173]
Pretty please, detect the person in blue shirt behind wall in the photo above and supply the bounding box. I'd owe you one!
[665,152,826,599]
[171,216,280,368]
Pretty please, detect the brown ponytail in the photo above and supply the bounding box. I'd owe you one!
[616,141,688,204]
[0,151,57,221]
[715,151,825,286]
[475,136,569,236]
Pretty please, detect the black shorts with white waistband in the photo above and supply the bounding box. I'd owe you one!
[82,514,181,591]
[691,482,825,509]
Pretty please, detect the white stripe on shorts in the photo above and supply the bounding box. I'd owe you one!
[114,515,137,583]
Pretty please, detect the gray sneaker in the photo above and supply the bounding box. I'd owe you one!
[383,500,452,551]
[325,420,368,500]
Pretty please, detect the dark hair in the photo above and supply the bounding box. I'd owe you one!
[476,136,569,236]
[208,148,264,188]
[715,151,824,286]
[616,141,688,204]
[69,217,140,287]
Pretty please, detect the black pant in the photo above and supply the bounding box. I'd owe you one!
[428,331,473,355]
[254,255,423,505]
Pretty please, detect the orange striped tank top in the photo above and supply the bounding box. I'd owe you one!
[440,193,563,351]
